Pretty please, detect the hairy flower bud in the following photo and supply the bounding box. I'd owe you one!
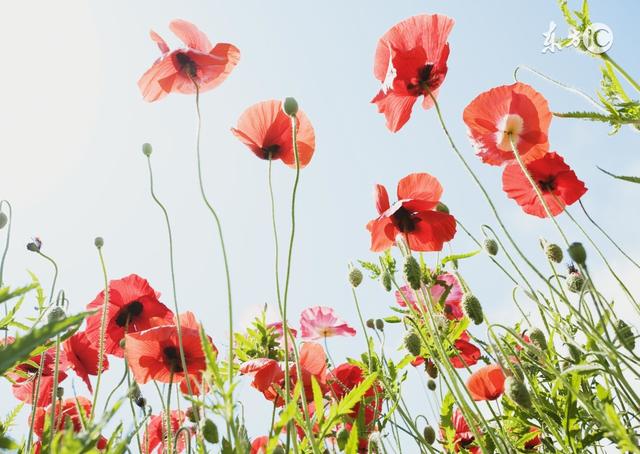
[202,418,219,444]
[505,377,531,409]
[435,202,449,214]
[283,97,299,116]
[528,328,547,350]
[135,396,146,408]
[425,360,438,379]
[128,383,142,401]
[381,271,392,292]
[48,307,66,323]
[461,293,483,325]
[348,267,363,288]
[375,319,384,331]
[142,143,153,157]
[366,319,375,329]
[483,238,498,256]
[432,314,448,333]
[403,256,421,290]
[566,272,585,293]
[336,428,349,450]
[94,237,104,249]
[0,212,7,230]
[26,238,42,253]
[56,386,64,399]
[403,331,422,356]
[567,242,586,266]
[545,243,563,263]
[272,446,285,454]
[616,320,635,351]
[423,426,436,445]
[427,379,437,391]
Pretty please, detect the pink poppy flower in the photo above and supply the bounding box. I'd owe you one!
[138,19,240,102]
[299,306,356,340]
[394,273,463,319]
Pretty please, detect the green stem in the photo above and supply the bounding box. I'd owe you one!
[166,373,174,454]
[601,53,640,93]
[48,335,62,446]
[0,200,12,345]
[91,245,110,419]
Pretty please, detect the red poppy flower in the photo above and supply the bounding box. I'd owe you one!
[138,19,240,102]
[395,272,463,318]
[240,358,285,400]
[125,312,215,389]
[143,410,192,453]
[366,173,456,252]
[231,100,316,168]
[85,274,174,358]
[63,331,109,392]
[502,151,587,218]
[450,408,480,454]
[525,427,542,450]
[372,14,455,132]
[5,338,68,407]
[450,332,481,369]
[466,364,506,401]
[32,396,91,437]
[328,363,382,427]
[463,82,552,166]
[250,436,269,454]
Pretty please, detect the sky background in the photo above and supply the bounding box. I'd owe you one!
[1,0,639,449]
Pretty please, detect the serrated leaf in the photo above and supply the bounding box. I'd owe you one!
[336,373,378,417]
[597,167,640,184]
[440,250,480,266]
[344,420,359,454]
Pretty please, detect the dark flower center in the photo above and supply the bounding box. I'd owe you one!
[261,144,281,160]
[407,64,435,95]
[175,52,197,78]
[418,64,434,85]
[537,177,556,192]
[391,206,417,233]
[163,346,184,373]
[115,301,143,327]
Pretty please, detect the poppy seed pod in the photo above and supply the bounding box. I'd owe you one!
[435,202,449,214]
[404,256,422,290]
[375,319,384,331]
[348,267,363,288]
[47,306,66,323]
[403,331,422,356]
[26,241,41,253]
[142,143,153,157]
[94,237,104,249]
[423,426,436,445]
[545,243,563,263]
[425,360,438,379]
[366,319,375,329]
[566,272,585,294]
[567,242,587,266]
[462,294,483,325]
[483,238,499,256]
[381,271,392,292]
[0,212,7,230]
[283,97,299,116]
[56,386,64,399]
[505,376,531,409]
[202,418,219,444]
[616,320,635,351]
[528,328,547,350]
[128,383,142,401]
[427,379,437,391]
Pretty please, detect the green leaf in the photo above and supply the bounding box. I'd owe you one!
[311,376,325,426]
[336,373,378,417]
[440,249,480,266]
[344,420,359,454]
[0,311,87,375]
[597,167,640,184]
[0,284,37,305]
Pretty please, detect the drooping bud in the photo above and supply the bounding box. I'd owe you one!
[128,383,142,401]
[425,360,438,379]
[461,293,483,325]
[366,319,375,329]
[94,237,104,249]
[336,428,349,450]
[56,386,64,399]
[201,418,219,444]
[616,320,635,351]
[348,267,363,288]
[567,242,586,266]
[566,272,585,294]
[483,239,498,256]
[142,143,153,157]
[403,256,421,290]
[47,307,66,323]
[435,202,449,214]
[26,238,42,253]
[0,212,7,230]
[403,331,422,356]
[545,243,563,263]
[381,271,392,292]
[283,97,299,117]
[528,328,547,350]
[427,379,436,391]
[423,426,436,445]
[135,396,146,408]
[505,377,531,409]
[375,319,384,331]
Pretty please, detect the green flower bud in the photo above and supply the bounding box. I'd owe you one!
[423,426,436,445]
[368,432,382,453]
[348,267,363,288]
[283,97,299,116]
[128,383,141,400]
[142,143,153,157]
[381,271,392,292]
[135,396,147,408]
[375,319,384,331]
[272,446,285,454]
[425,360,438,379]
[461,293,483,325]
[366,319,375,329]
[120,338,127,349]
[403,331,422,357]
[336,428,349,450]
[545,243,563,263]
[505,376,531,409]
[483,238,498,256]
[0,212,7,230]
[616,320,635,351]
[567,242,586,266]
[567,343,582,363]
[186,406,199,423]
[432,314,448,333]
[528,328,547,350]
[94,237,104,249]
[435,202,449,214]
[56,386,64,399]
[427,379,437,391]
[202,418,219,444]
[566,272,585,294]
[403,256,421,290]
[26,241,41,253]
[47,307,66,323]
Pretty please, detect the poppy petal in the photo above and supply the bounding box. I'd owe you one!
[169,19,212,52]
[405,210,456,252]
[396,172,443,209]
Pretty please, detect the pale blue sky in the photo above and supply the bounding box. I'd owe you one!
[1,0,639,447]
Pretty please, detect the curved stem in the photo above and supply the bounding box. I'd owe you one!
[37,251,59,306]
[1,200,12,345]
[601,53,640,93]
[91,245,110,419]
[49,335,62,446]
[102,363,128,412]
